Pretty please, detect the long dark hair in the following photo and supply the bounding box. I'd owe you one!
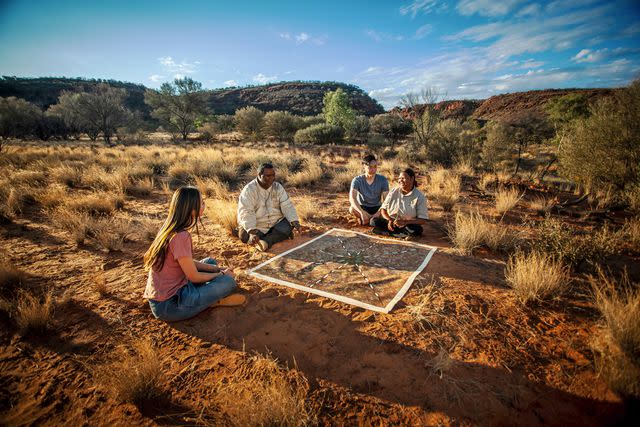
[143,186,202,271]
[402,168,417,189]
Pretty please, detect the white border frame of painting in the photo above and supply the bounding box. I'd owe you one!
[247,228,437,313]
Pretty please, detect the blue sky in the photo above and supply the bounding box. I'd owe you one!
[1,0,639,108]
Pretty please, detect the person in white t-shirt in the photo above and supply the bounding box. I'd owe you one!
[372,168,429,238]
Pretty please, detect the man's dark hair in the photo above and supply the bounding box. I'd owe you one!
[402,167,417,189]
[362,154,377,164]
[258,162,274,176]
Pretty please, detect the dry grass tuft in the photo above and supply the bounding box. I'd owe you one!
[478,173,497,194]
[591,270,640,399]
[51,164,83,187]
[34,184,68,209]
[103,340,164,404]
[426,168,461,212]
[92,217,132,252]
[621,217,640,252]
[50,207,94,245]
[195,176,229,200]
[332,158,362,190]
[16,290,55,335]
[64,193,124,216]
[505,251,569,304]
[212,352,313,427]
[426,348,454,379]
[287,159,323,188]
[448,211,519,254]
[529,196,556,214]
[0,263,28,298]
[495,187,522,214]
[125,177,155,198]
[206,199,238,235]
[453,159,475,177]
[293,196,319,222]
[94,274,109,296]
[405,280,440,331]
[448,211,486,254]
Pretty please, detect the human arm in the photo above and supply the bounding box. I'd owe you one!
[349,187,369,224]
[395,192,429,227]
[194,260,221,273]
[237,184,258,234]
[178,257,232,283]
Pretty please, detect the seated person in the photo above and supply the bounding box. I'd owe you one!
[372,168,428,238]
[237,162,301,251]
[349,154,389,226]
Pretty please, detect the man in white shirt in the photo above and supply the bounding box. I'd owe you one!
[236,163,301,251]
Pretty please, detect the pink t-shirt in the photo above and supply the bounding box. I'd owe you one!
[143,231,193,301]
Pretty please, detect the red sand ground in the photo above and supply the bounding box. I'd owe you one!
[1,181,636,426]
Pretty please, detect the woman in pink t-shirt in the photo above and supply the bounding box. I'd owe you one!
[143,186,245,321]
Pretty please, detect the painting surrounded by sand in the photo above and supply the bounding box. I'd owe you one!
[248,228,437,313]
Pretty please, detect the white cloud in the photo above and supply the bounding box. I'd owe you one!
[173,73,185,80]
[456,0,525,17]
[157,56,199,75]
[572,48,606,63]
[149,74,165,82]
[414,24,433,40]
[280,31,326,45]
[446,4,614,59]
[519,59,545,69]
[252,73,278,84]
[515,3,541,18]
[365,29,405,42]
[400,0,442,18]
[223,80,239,86]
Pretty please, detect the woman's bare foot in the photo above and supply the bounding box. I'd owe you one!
[212,293,246,307]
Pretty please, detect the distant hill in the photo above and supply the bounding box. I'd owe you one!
[0,76,151,116]
[392,88,615,124]
[207,81,385,116]
[0,77,384,118]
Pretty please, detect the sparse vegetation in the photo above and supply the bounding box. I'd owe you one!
[206,198,238,235]
[506,251,569,304]
[425,168,460,212]
[16,290,55,334]
[591,270,640,399]
[103,340,164,404]
[212,352,313,427]
[448,210,518,254]
[494,187,522,215]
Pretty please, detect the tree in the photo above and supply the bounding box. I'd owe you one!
[262,111,298,141]
[71,84,131,144]
[370,113,412,149]
[400,87,443,152]
[234,106,265,140]
[0,97,40,149]
[322,88,356,133]
[559,80,640,194]
[144,77,208,141]
[47,91,90,139]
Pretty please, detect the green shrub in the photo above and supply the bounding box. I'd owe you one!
[559,79,640,194]
[263,111,298,141]
[294,123,344,145]
[235,106,265,140]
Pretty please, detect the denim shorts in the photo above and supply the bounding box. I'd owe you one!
[148,257,238,322]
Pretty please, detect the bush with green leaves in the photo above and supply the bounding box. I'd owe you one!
[370,113,412,149]
[559,80,640,194]
[429,119,484,167]
[481,121,516,171]
[262,111,299,141]
[530,216,621,269]
[234,106,265,140]
[0,96,41,145]
[322,88,355,132]
[346,115,370,144]
[144,77,208,141]
[294,123,344,145]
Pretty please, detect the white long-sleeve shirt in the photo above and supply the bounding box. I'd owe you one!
[237,179,299,233]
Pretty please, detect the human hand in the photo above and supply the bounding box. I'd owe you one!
[387,220,395,232]
[291,221,301,232]
[360,211,371,225]
[395,219,407,227]
[248,234,260,245]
